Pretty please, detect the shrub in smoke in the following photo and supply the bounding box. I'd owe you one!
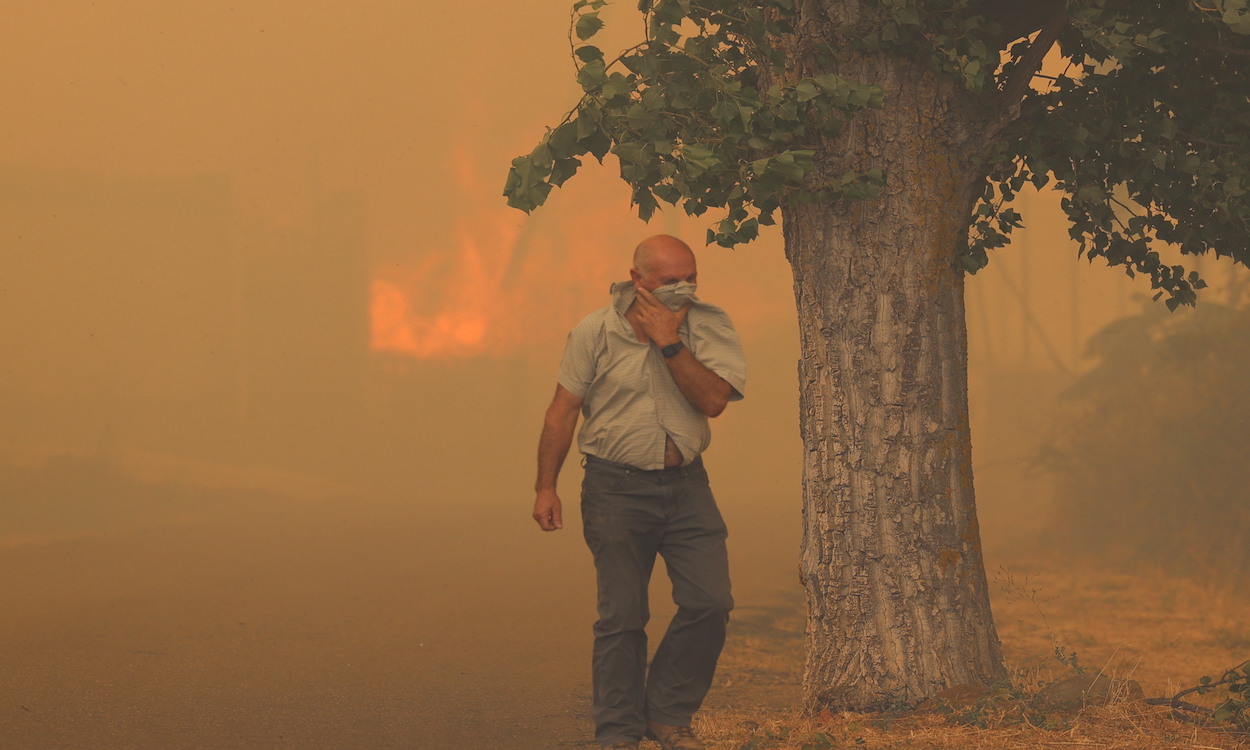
[1036,298,1250,583]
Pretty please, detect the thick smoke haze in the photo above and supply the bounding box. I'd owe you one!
[3,2,1245,747]
[2,0,1168,527]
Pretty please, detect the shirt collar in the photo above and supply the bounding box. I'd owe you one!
[609,280,635,317]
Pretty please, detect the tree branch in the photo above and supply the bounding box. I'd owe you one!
[1000,7,1068,104]
[1197,41,1250,58]
[1143,696,1215,721]
[1177,133,1240,150]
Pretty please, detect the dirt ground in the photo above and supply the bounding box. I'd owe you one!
[0,496,600,749]
[700,553,1250,749]
[2,491,1246,749]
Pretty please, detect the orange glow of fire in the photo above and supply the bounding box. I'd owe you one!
[368,131,786,362]
[370,219,525,359]
[369,128,638,361]
[370,279,489,357]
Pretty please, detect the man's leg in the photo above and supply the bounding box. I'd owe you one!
[581,462,665,746]
[645,463,733,728]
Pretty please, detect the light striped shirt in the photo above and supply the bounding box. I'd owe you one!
[558,281,746,470]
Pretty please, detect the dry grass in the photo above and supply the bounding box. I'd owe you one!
[691,702,1247,750]
[687,552,1250,750]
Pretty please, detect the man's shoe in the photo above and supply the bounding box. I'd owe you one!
[646,721,707,750]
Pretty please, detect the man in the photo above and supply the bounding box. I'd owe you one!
[532,234,746,750]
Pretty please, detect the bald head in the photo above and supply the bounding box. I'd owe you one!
[630,235,697,291]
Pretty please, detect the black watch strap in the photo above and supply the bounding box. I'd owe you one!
[660,341,685,358]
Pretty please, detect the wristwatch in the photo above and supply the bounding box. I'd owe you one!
[660,341,685,358]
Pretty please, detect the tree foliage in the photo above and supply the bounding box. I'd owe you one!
[1003,0,1250,308]
[505,0,888,248]
[504,0,1250,306]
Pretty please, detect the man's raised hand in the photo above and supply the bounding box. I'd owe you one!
[633,285,690,347]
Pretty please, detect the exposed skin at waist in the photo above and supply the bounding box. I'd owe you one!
[663,436,684,468]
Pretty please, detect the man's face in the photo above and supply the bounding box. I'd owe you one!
[630,253,697,292]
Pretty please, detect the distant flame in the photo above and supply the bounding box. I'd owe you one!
[369,128,630,360]
[370,217,526,358]
[370,279,490,357]
[368,132,785,361]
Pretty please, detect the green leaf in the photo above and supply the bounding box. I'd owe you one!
[651,0,686,25]
[770,151,806,180]
[812,74,849,100]
[579,128,612,161]
[633,186,659,221]
[548,121,581,158]
[575,11,604,41]
[577,58,606,91]
[575,45,604,63]
[794,81,820,102]
[1076,184,1105,204]
[502,154,554,212]
[847,84,881,109]
[1223,6,1250,34]
[576,100,602,135]
[549,156,582,186]
[530,142,554,169]
[711,98,740,125]
[601,72,636,101]
[681,145,716,164]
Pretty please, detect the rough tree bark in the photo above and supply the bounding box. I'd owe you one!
[784,1,1021,711]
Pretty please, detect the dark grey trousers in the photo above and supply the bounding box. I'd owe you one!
[580,455,733,746]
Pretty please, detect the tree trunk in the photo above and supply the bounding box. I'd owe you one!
[783,34,1007,711]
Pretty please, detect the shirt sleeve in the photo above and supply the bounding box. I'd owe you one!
[686,304,747,401]
[557,310,604,398]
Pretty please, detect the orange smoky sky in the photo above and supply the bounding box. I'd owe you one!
[0,0,1166,370]
[0,0,798,504]
[5,9,1248,746]
[2,0,1241,511]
